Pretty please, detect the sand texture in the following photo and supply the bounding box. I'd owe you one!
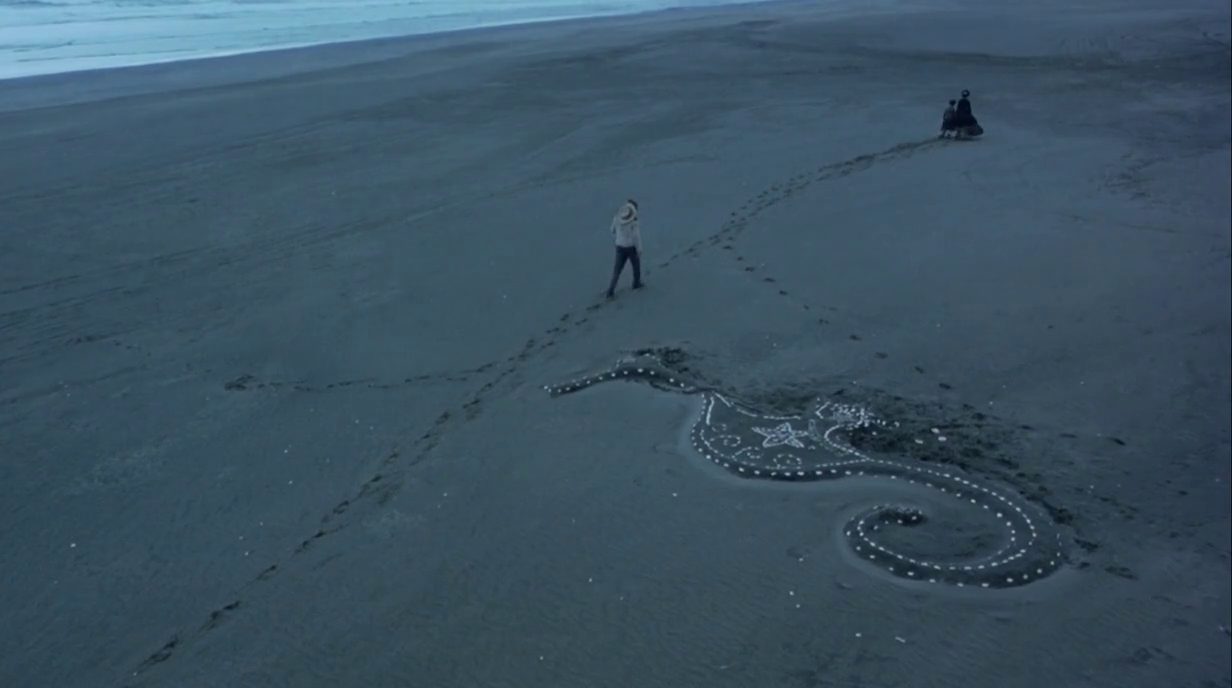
[1,0,1230,686]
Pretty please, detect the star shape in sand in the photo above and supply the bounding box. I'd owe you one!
[752,422,809,449]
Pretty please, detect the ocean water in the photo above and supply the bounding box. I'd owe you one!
[0,0,762,79]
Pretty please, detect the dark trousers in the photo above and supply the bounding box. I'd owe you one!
[607,245,642,295]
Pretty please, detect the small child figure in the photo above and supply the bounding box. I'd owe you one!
[939,99,957,138]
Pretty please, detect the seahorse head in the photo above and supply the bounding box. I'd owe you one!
[813,399,882,430]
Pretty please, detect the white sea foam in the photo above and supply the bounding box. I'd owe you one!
[0,0,766,79]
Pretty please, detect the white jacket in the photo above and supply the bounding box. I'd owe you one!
[611,204,642,252]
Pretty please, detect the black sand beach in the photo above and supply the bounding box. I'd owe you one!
[1,0,1230,686]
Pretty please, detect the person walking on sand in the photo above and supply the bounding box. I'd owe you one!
[606,199,643,299]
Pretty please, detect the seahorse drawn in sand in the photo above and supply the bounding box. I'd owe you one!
[545,351,1067,589]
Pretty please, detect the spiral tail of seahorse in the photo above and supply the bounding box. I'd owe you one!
[542,359,699,397]
[841,477,1067,589]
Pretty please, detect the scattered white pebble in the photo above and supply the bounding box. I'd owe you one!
[855,632,862,638]
[895,636,907,644]
[788,590,795,597]
[671,492,678,498]
[930,428,939,434]
[288,480,294,485]
[914,439,924,445]
[69,543,76,549]
[938,436,947,442]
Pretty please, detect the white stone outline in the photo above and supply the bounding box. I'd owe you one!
[544,360,1067,589]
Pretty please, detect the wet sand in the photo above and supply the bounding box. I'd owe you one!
[1,0,1229,686]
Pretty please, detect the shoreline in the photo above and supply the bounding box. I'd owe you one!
[0,0,783,84]
[0,0,787,112]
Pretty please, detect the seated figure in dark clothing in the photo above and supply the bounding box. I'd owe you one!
[951,89,982,138]
[954,89,978,127]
